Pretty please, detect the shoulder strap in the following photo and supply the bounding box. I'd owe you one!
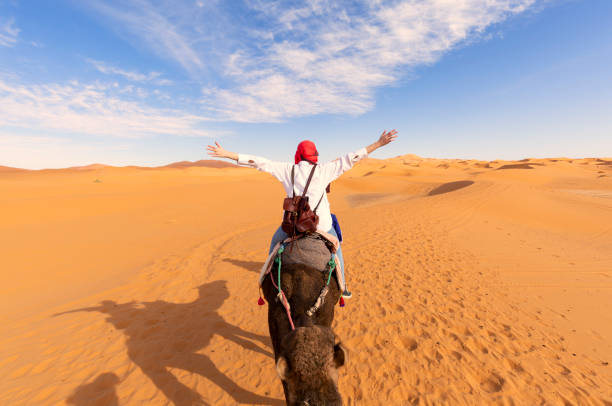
[313,193,324,214]
[301,164,317,198]
[291,165,296,197]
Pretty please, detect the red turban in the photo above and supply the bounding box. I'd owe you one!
[295,140,319,164]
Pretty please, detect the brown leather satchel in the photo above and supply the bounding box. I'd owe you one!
[281,165,324,236]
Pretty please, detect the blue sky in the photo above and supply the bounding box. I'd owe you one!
[0,0,610,169]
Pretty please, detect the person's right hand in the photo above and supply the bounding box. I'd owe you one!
[378,129,398,147]
[207,141,228,158]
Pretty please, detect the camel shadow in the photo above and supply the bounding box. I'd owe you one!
[56,280,281,406]
[223,258,264,274]
[66,372,119,406]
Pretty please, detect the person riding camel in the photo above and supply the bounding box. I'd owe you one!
[207,129,398,298]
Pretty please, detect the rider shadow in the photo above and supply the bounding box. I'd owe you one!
[56,280,281,406]
[222,258,264,274]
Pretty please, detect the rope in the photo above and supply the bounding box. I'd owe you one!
[306,255,336,317]
[326,256,335,286]
[277,245,284,293]
[270,245,295,331]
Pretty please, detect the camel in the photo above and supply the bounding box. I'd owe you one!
[262,239,348,406]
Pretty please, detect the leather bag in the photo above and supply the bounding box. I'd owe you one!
[281,165,324,236]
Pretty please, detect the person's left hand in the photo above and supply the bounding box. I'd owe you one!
[378,129,398,147]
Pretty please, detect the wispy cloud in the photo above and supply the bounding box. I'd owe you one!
[0,17,19,47]
[0,78,216,138]
[84,0,536,122]
[205,0,537,122]
[0,132,134,169]
[87,0,205,74]
[87,58,172,85]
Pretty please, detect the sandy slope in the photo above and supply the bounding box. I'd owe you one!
[0,156,611,405]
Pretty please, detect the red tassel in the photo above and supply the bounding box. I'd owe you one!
[258,297,265,306]
[339,297,345,307]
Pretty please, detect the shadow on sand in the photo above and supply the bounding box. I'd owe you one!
[428,180,475,196]
[222,258,265,273]
[66,372,119,406]
[56,280,281,406]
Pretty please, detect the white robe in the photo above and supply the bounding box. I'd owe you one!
[237,147,368,232]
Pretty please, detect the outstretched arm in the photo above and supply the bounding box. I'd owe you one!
[366,129,398,154]
[207,142,238,162]
[207,141,291,183]
[320,129,399,184]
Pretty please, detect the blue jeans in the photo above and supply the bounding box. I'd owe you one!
[269,226,346,285]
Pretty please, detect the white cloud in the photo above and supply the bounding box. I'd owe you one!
[0,78,216,138]
[87,58,172,85]
[87,0,205,73]
[0,17,19,47]
[205,0,536,122]
[81,1,537,122]
[88,58,158,81]
[0,132,135,169]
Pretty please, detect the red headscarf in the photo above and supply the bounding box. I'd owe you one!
[294,140,319,164]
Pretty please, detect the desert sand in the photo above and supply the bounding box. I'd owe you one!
[0,156,611,405]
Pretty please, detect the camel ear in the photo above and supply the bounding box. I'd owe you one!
[333,343,348,368]
[276,357,289,380]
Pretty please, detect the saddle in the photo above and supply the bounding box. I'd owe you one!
[259,231,345,292]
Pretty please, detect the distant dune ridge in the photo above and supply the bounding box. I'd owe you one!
[0,154,611,405]
[68,163,112,171]
[0,165,27,172]
[162,160,238,169]
[0,159,238,172]
[0,154,610,173]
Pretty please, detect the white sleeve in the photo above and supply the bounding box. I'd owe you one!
[319,147,368,184]
[237,153,291,183]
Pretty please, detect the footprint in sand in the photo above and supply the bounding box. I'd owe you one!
[399,337,418,351]
[451,351,463,361]
[480,373,504,393]
[558,365,572,375]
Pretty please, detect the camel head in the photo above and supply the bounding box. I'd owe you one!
[276,326,347,406]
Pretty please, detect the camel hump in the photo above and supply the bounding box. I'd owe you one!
[281,234,334,272]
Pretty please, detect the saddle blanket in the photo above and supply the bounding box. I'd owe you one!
[259,231,346,292]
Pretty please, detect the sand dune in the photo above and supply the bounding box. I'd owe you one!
[0,156,611,405]
[0,160,236,173]
[68,164,113,171]
[0,165,27,172]
[163,160,238,169]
